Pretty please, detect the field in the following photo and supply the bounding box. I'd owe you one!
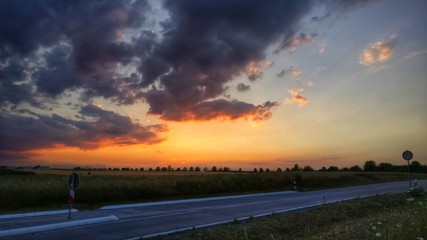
[1,169,427,214]
[162,190,427,240]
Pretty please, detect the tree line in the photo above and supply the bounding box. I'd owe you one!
[4,160,426,173]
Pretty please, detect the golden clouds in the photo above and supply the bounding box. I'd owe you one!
[290,69,302,76]
[245,60,273,81]
[360,40,395,65]
[284,88,309,107]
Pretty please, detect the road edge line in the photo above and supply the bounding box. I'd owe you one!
[0,209,79,219]
[0,215,118,238]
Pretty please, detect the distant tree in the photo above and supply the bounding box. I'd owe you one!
[341,167,349,171]
[378,162,393,172]
[285,168,291,172]
[156,166,161,171]
[320,166,327,171]
[183,167,188,171]
[161,167,167,171]
[203,167,209,172]
[239,168,242,172]
[291,164,300,171]
[302,165,314,171]
[224,167,230,172]
[176,167,181,171]
[349,165,362,172]
[253,168,258,173]
[218,167,224,172]
[364,160,377,172]
[195,166,201,172]
[167,165,174,171]
[139,167,144,171]
[410,161,421,172]
[190,166,194,171]
[327,166,339,171]
[108,168,112,171]
[265,168,270,172]
[276,167,282,172]
[149,167,153,171]
[212,166,217,172]
[259,167,264,173]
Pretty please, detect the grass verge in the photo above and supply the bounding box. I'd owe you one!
[162,189,427,240]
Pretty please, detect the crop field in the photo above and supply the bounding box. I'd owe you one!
[1,169,427,214]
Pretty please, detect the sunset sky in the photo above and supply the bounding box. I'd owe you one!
[1,0,426,169]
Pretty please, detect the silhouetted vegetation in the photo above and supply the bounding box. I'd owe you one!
[362,160,427,173]
[0,168,35,175]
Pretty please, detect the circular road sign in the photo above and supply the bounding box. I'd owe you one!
[402,150,413,161]
[68,172,80,189]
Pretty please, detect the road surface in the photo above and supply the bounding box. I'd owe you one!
[1,180,426,239]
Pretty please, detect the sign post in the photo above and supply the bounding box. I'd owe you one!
[402,150,413,189]
[68,172,80,219]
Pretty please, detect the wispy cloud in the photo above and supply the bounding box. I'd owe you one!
[236,83,251,92]
[275,33,317,53]
[403,49,427,60]
[277,67,302,78]
[245,60,273,81]
[360,39,396,65]
[284,88,309,107]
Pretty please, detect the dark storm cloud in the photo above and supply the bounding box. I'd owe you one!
[0,0,373,113]
[236,83,251,92]
[145,93,279,121]
[0,0,378,160]
[0,0,151,106]
[0,58,37,107]
[0,104,168,159]
[139,0,319,120]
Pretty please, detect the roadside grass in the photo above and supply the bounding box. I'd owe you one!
[163,189,427,240]
[1,170,426,214]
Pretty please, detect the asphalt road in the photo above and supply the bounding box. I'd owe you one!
[1,180,426,240]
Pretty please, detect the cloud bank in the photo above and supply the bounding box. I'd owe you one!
[0,104,167,160]
[0,0,376,160]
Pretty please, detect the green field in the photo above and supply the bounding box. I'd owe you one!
[162,190,427,240]
[1,169,426,214]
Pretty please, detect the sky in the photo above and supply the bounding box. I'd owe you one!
[0,0,426,169]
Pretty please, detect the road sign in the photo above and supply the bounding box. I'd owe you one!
[402,150,413,161]
[68,172,80,189]
[402,150,413,189]
[69,189,75,204]
[68,172,79,219]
